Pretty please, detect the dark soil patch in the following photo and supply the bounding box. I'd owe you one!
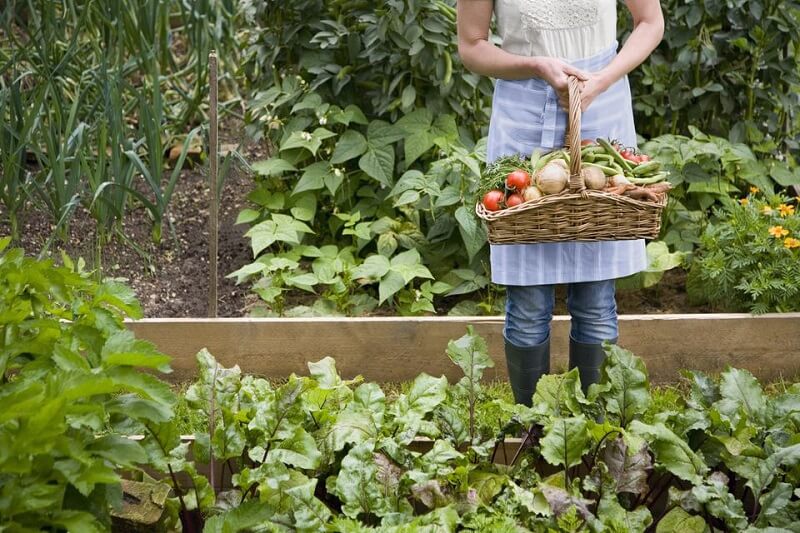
[1,120,260,318]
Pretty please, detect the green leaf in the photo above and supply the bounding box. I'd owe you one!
[454,206,487,263]
[367,119,404,147]
[756,482,793,526]
[251,158,297,177]
[268,426,321,470]
[203,500,277,533]
[391,262,433,284]
[235,208,260,225]
[88,435,147,467]
[597,344,651,428]
[333,442,410,520]
[353,383,385,426]
[656,507,708,533]
[101,330,171,372]
[290,193,317,222]
[332,130,368,164]
[716,368,767,425]
[378,270,406,304]
[628,421,708,484]
[617,241,687,290]
[532,368,587,419]
[281,130,323,155]
[294,161,330,194]
[540,415,591,469]
[688,477,748,531]
[308,356,343,389]
[446,326,494,383]
[50,511,105,533]
[769,164,800,186]
[359,143,395,187]
[401,85,416,109]
[285,478,333,531]
[328,410,378,452]
[352,255,391,280]
[396,109,435,165]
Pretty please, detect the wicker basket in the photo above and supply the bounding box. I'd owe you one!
[475,76,667,244]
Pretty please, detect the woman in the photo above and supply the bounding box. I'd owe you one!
[457,1,664,405]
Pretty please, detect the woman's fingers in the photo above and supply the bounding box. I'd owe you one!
[563,65,590,81]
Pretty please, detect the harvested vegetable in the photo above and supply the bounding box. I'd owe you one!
[522,186,543,202]
[608,174,632,188]
[506,193,523,207]
[581,165,607,190]
[505,169,531,191]
[482,189,504,211]
[536,160,569,195]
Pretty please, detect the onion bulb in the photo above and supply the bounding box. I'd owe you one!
[609,174,631,188]
[536,161,569,195]
[581,166,607,190]
[522,186,543,202]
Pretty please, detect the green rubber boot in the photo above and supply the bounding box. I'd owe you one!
[569,337,616,394]
[505,336,550,407]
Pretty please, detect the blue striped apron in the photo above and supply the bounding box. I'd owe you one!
[486,42,647,286]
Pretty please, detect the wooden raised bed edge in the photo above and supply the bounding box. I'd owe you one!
[127,313,800,384]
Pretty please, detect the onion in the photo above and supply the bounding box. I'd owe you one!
[522,186,543,202]
[536,161,569,195]
[609,174,631,188]
[581,166,607,190]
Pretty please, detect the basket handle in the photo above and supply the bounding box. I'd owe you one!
[567,75,584,193]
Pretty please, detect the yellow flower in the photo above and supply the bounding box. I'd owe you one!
[739,198,749,206]
[769,226,789,238]
[778,204,796,217]
[762,206,774,215]
[784,237,800,249]
[749,186,759,194]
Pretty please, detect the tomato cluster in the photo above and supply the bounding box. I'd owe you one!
[481,169,533,211]
[606,140,651,164]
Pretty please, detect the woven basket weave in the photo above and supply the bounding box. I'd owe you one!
[476,76,667,244]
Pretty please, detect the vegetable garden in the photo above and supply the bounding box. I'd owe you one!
[2,0,800,531]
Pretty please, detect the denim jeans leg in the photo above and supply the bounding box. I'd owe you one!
[566,279,618,343]
[504,284,555,347]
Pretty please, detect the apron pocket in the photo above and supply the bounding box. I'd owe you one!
[492,80,548,145]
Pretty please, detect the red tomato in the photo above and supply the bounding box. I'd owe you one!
[505,169,531,191]
[506,193,523,208]
[482,189,505,211]
[580,139,596,147]
[621,150,639,163]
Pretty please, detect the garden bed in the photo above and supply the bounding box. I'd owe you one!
[128,313,800,384]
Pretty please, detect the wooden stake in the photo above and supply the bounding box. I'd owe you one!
[208,51,219,318]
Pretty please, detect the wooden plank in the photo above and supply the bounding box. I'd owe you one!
[127,314,800,384]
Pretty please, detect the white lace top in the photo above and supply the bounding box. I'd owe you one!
[494,0,618,60]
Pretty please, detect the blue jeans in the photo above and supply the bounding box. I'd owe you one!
[504,280,618,346]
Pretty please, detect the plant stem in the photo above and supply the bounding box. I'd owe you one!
[209,361,219,492]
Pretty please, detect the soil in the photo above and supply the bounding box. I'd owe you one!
[1,120,262,318]
[1,120,707,318]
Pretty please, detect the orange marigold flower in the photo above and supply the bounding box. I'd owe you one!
[784,237,800,249]
[778,204,796,217]
[762,206,774,215]
[749,186,759,194]
[769,226,789,238]
[739,198,749,206]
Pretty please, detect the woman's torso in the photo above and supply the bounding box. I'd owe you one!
[486,2,647,286]
[494,0,618,60]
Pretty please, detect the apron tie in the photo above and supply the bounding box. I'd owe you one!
[540,85,560,149]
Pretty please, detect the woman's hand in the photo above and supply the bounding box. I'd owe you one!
[533,57,589,110]
[579,72,612,112]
